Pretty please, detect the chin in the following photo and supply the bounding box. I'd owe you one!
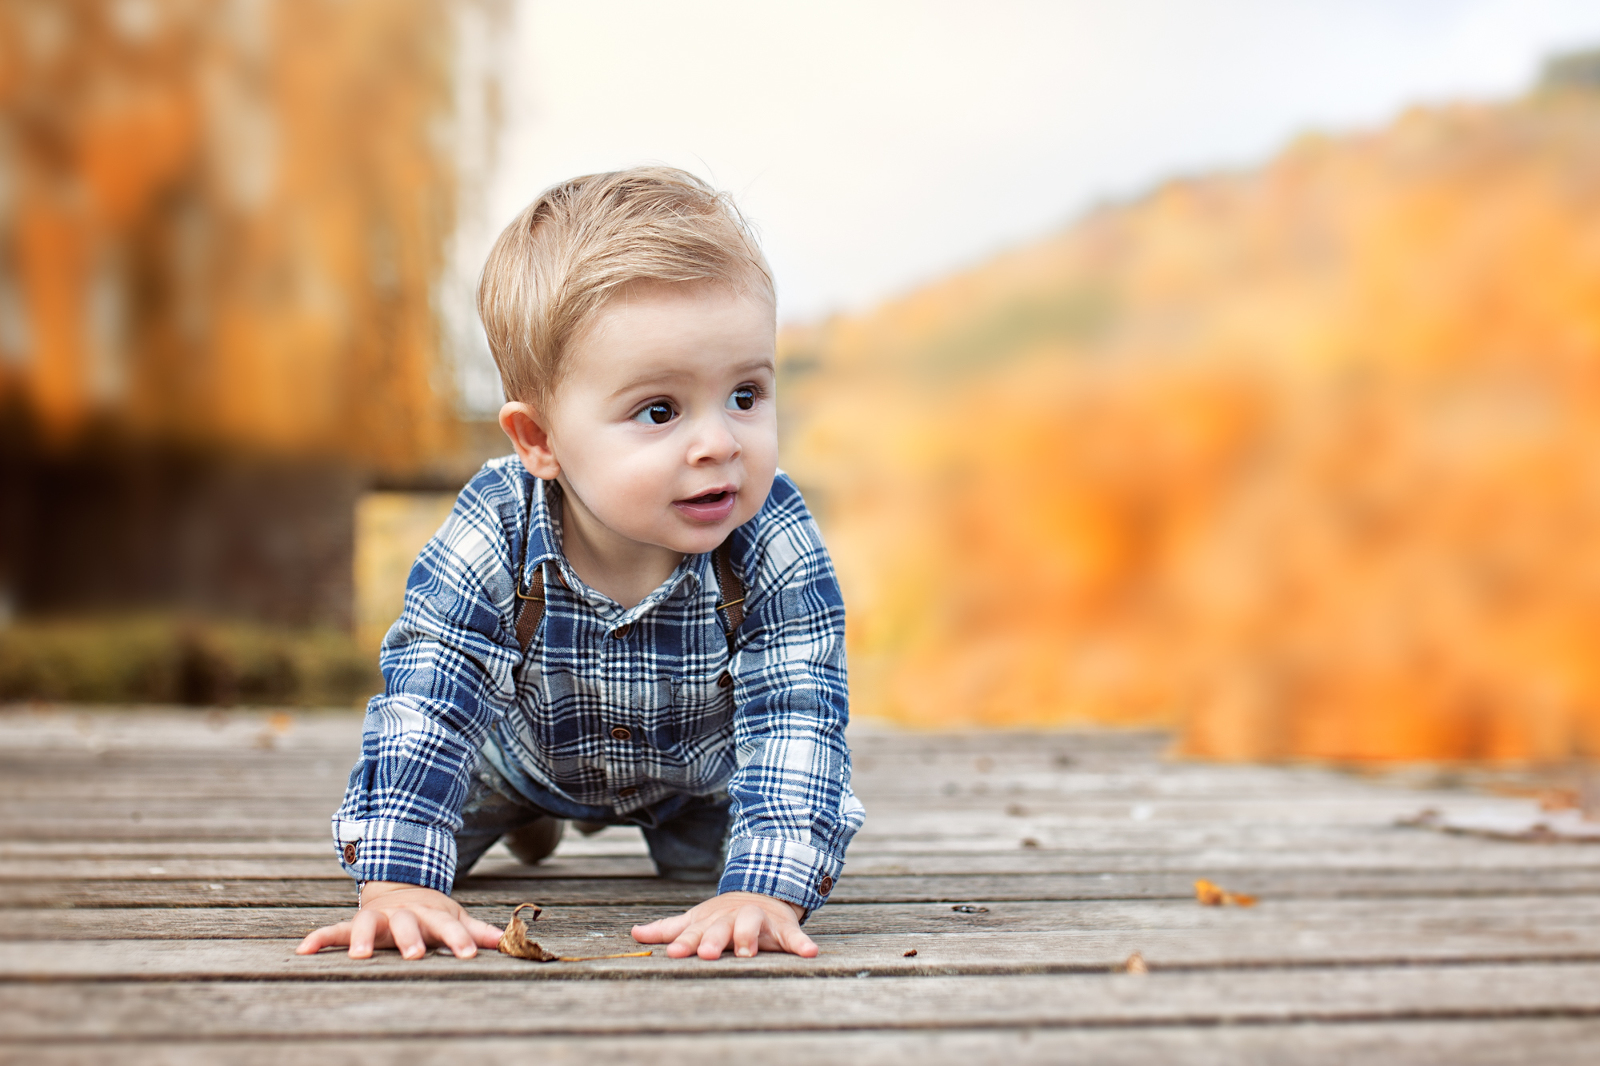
[657,517,738,554]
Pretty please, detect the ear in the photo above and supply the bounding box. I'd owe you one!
[499,401,561,480]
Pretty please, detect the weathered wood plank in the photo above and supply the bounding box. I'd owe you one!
[5,963,1600,1038]
[3,895,1597,950]
[10,865,1600,910]
[8,1020,1600,1066]
[4,705,1591,1059]
[9,842,1600,883]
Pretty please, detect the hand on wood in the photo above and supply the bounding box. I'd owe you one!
[630,890,815,959]
[295,881,503,960]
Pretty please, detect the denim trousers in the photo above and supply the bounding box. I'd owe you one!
[453,753,731,886]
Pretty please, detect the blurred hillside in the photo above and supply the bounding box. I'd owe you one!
[782,59,1600,762]
[0,0,506,631]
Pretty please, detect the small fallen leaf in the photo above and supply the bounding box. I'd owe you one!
[903,948,918,957]
[1123,951,1148,974]
[951,904,989,914]
[498,903,653,963]
[498,903,558,960]
[1194,878,1257,907]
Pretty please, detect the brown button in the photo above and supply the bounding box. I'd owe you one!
[612,623,632,639]
[717,671,733,688]
[617,786,639,798]
[818,874,834,895]
[342,842,358,864]
[609,725,632,741]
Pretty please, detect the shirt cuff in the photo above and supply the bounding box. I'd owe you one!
[333,815,458,895]
[718,836,843,919]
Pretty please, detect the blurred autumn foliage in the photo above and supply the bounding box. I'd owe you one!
[782,81,1600,763]
[0,0,505,633]
[0,0,472,469]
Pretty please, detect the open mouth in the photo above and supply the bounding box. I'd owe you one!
[674,488,738,522]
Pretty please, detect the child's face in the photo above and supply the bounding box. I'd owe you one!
[534,281,779,558]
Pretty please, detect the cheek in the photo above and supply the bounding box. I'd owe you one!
[741,418,780,472]
[564,432,674,504]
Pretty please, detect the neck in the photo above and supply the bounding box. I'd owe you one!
[553,478,684,610]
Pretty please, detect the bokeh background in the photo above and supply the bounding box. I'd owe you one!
[6,0,1600,765]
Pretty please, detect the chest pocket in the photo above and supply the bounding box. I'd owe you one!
[669,663,736,745]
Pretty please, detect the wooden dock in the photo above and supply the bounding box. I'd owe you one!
[4,705,1600,1063]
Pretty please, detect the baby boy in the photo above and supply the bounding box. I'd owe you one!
[298,167,864,962]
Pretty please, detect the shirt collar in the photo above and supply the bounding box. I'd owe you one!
[521,476,708,621]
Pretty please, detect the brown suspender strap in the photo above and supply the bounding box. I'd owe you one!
[514,564,545,653]
[712,535,746,649]
[514,481,546,654]
[515,504,741,656]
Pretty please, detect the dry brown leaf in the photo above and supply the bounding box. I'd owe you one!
[498,903,558,961]
[1124,951,1148,974]
[1194,878,1257,907]
[903,948,918,957]
[497,903,653,963]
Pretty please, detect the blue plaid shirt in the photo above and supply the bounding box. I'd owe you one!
[332,457,864,914]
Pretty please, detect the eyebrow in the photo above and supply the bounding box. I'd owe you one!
[607,357,776,401]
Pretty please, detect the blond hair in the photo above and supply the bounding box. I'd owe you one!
[477,166,774,406]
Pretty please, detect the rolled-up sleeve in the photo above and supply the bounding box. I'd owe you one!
[717,536,865,917]
[332,476,525,894]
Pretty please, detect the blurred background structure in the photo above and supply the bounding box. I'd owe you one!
[6,1,1600,768]
[0,0,505,703]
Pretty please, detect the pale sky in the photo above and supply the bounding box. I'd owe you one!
[448,0,1600,410]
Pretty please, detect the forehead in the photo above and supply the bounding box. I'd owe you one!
[564,281,776,387]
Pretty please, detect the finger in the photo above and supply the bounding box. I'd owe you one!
[776,920,819,958]
[732,905,764,958]
[666,917,710,959]
[463,914,506,948]
[348,907,382,959]
[295,921,352,955]
[416,909,478,959]
[697,915,734,961]
[631,913,694,945]
[389,908,427,960]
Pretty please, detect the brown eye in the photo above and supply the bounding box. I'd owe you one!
[728,388,755,411]
[633,402,675,425]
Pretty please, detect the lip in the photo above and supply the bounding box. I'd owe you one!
[673,486,738,523]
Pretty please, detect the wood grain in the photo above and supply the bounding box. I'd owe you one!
[2,704,1594,1062]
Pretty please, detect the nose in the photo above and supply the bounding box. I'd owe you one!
[685,410,741,465]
